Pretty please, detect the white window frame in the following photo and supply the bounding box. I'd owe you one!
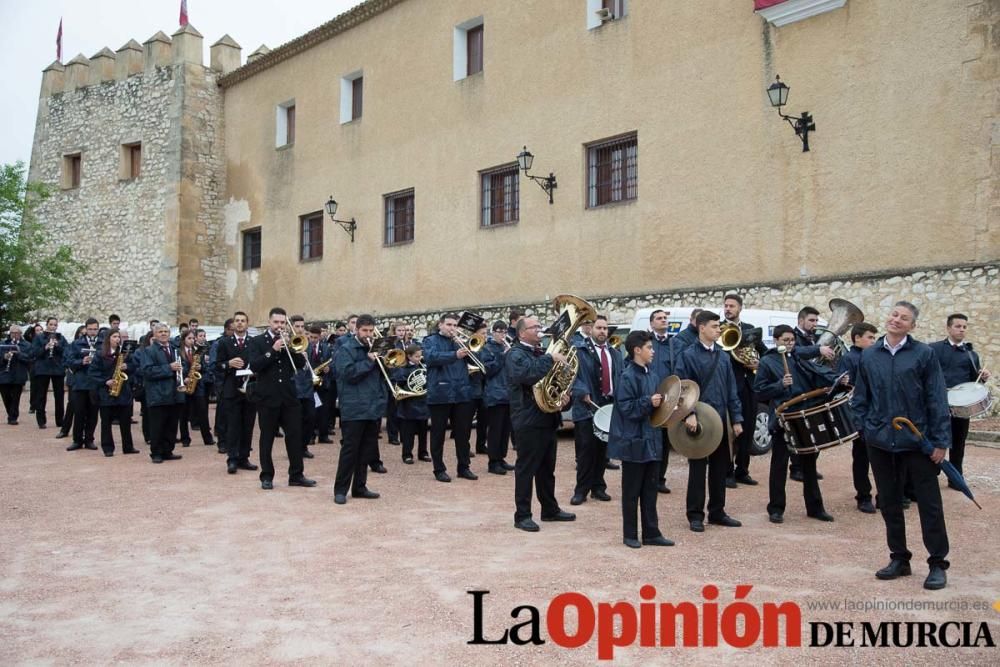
[586,0,628,30]
[340,70,363,124]
[275,99,295,148]
[453,16,484,81]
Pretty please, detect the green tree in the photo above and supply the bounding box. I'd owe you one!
[0,161,84,331]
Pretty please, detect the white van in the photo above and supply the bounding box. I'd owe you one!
[630,307,826,349]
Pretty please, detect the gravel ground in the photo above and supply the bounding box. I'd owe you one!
[2,393,998,665]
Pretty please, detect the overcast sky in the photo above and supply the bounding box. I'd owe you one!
[0,0,362,168]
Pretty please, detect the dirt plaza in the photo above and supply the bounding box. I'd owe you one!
[2,395,998,665]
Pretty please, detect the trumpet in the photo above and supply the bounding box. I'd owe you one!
[172,346,185,392]
[453,329,487,374]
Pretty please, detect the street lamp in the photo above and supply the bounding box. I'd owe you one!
[516,146,557,204]
[325,196,357,243]
[767,75,815,152]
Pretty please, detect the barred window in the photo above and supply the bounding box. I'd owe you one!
[587,133,638,208]
[480,164,519,227]
[384,189,415,246]
[242,228,261,270]
[300,212,323,261]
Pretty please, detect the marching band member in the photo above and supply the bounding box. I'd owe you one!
[384,321,406,447]
[929,313,992,483]
[423,313,478,483]
[66,318,101,451]
[290,315,316,460]
[506,316,575,532]
[179,330,214,447]
[837,322,879,513]
[24,323,41,416]
[722,294,766,487]
[175,330,196,446]
[140,323,185,463]
[57,325,86,440]
[852,301,952,590]
[391,344,430,464]
[471,321,490,456]
[609,330,674,548]
[0,325,31,425]
[332,314,385,504]
[570,315,620,505]
[787,306,834,482]
[215,312,257,474]
[755,325,844,524]
[480,321,514,475]
[307,324,334,445]
[207,319,234,453]
[31,317,68,430]
[87,328,138,456]
[648,309,673,493]
[247,307,316,490]
[674,310,744,533]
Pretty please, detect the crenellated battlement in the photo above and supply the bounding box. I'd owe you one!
[39,24,243,98]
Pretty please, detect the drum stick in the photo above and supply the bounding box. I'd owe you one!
[777,345,791,377]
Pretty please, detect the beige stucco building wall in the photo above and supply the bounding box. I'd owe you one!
[220,0,998,322]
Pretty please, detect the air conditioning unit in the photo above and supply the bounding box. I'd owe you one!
[595,7,614,21]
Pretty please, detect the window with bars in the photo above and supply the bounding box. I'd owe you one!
[384,189,415,246]
[242,228,261,270]
[300,213,323,261]
[586,133,638,208]
[480,164,519,227]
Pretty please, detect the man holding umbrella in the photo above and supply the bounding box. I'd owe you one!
[852,301,952,590]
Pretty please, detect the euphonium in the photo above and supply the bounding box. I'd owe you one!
[533,294,598,413]
[108,346,129,398]
[182,346,203,395]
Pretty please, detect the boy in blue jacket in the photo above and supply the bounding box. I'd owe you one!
[392,345,430,464]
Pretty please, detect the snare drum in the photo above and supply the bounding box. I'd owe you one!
[592,404,614,443]
[947,382,993,419]
[776,387,859,455]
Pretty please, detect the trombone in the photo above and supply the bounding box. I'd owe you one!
[365,328,423,400]
[279,322,309,369]
[454,329,487,375]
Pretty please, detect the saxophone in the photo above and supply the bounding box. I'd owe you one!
[182,346,203,395]
[532,294,597,413]
[108,347,129,398]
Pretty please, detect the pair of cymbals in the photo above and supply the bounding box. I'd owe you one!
[649,376,700,428]
[668,401,724,459]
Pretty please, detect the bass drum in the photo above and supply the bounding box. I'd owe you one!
[592,404,614,443]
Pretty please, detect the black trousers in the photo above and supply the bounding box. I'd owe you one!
[513,425,560,522]
[33,374,65,427]
[185,394,213,444]
[686,427,731,522]
[99,404,134,453]
[622,461,661,541]
[148,403,179,459]
[256,400,305,482]
[335,419,378,495]
[867,445,949,568]
[139,397,149,443]
[729,382,755,478]
[767,431,824,516]
[948,417,970,476]
[224,396,256,464]
[473,398,488,450]
[658,429,671,485]
[315,385,333,438]
[300,397,316,449]
[63,393,76,435]
[400,418,428,459]
[213,393,226,446]
[1,383,24,423]
[573,418,608,496]
[486,404,511,464]
[385,394,399,442]
[70,389,99,445]
[429,401,474,474]
[852,436,873,502]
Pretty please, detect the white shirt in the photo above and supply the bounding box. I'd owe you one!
[883,335,908,356]
[700,341,716,352]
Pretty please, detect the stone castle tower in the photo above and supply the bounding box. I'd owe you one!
[27,24,241,325]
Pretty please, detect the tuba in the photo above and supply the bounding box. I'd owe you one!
[815,298,864,367]
[533,294,597,413]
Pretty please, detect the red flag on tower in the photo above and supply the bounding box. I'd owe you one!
[179,0,189,26]
[56,18,63,61]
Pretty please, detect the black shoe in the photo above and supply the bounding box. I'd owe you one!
[591,490,612,502]
[605,461,620,470]
[289,476,317,487]
[624,538,641,549]
[541,510,576,522]
[708,515,742,528]
[725,476,738,489]
[162,453,182,461]
[237,461,258,471]
[689,520,705,533]
[8,420,17,425]
[181,441,191,448]
[389,440,401,446]
[857,500,876,514]
[736,474,759,486]
[227,461,238,474]
[435,472,452,483]
[902,498,912,510]
[55,430,69,439]
[657,483,671,494]
[419,454,432,462]
[38,424,46,429]
[303,449,315,459]
[570,494,586,506]
[334,494,347,505]
[103,451,113,457]
[789,470,804,482]
[816,471,824,480]
[66,442,83,451]
[875,560,912,580]
[371,463,387,474]
[924,566,947,590]
[84,442,98,450]
[769,512,784,524]
[261,480,274,490]
[204,439,215,446]
[458,469,478,480]
[403,456,414,465]
[123,448,139,455]
[488,464,507,475]
[808,511,835,522]
[475,446,488,455]
[151,456,163,464]
[352,489,380,499]
[318,438,334,444]
[217,447,227,455]
[515,518,540,532]
[501,460,515,471]
[642,536,675,547]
